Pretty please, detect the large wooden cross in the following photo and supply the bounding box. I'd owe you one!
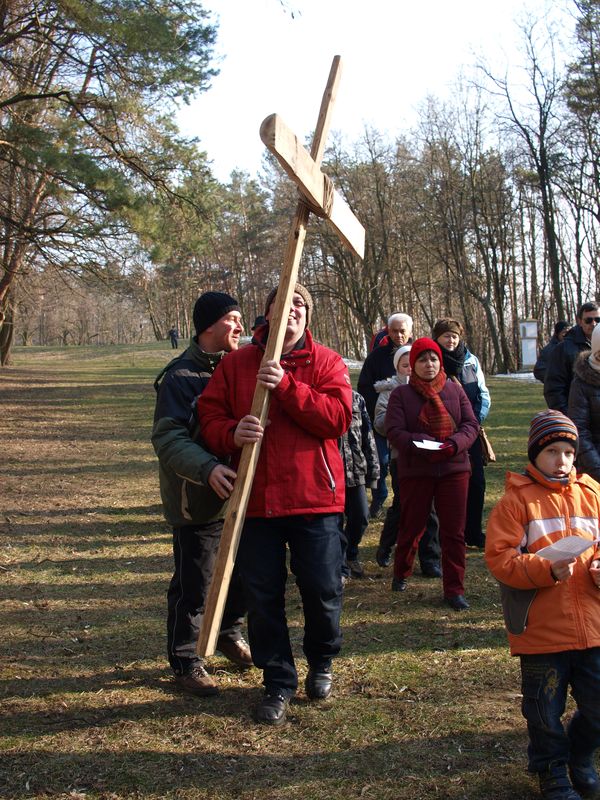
[197,55,365,656]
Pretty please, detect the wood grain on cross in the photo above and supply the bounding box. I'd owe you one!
[197,55,365,657]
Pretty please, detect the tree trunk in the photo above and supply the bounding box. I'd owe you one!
[0,292,15,366]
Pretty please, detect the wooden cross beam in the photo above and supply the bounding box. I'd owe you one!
[196,55,365,657]
[260,114,365,258]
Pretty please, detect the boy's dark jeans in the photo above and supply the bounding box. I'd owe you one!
[344,484,370,562]
[370,431,390,511]
[520,648,600,773]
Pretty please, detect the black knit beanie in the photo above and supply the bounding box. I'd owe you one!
[193,292,240,335]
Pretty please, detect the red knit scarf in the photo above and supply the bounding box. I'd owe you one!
[409,369,456,440]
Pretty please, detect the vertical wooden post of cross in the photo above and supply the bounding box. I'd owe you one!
[196,55,364,657]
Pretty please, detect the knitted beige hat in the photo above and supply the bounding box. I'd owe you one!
[264,283,313,326]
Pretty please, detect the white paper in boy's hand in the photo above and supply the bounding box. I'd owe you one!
[535,536,600,563]
[413,439,443,450]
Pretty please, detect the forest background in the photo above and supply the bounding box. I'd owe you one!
[1,0,599,371]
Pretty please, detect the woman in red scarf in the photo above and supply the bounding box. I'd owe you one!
[385,338,479,610]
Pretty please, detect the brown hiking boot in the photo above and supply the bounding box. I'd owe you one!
[217,635,253,668]
[174,664,219,697]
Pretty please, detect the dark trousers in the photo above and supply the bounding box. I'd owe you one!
[167,522,246,675]
[379,459,441,571]
[520,648,600,773]
[371,432,389,510]
[344,484,370,562]
[236,514,343,697]
[464,435,486,544]
[393,472,469,597]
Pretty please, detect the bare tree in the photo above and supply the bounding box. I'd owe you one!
[478,18,568,319]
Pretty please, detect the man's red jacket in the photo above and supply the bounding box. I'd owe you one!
[197,328,353,518]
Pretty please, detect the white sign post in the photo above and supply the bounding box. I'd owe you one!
[519,319,538,370]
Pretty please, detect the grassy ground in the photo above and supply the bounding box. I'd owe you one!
[0,344,556,799]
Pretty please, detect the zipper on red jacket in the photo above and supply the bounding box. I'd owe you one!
[320,446,336,501]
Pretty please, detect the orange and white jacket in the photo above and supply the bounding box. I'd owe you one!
[485,464,600,655]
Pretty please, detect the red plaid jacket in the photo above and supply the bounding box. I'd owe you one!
[198,328,352,518]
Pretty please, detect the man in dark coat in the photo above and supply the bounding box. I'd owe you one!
[152,292,251,698]
[533,321,569,383]
[568,324,600,483]
[544,302,600,413]
[168,326,179,349]
[358,313,412,517]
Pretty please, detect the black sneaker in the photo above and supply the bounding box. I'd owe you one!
[376,547,392,567]
[369,503,385,520]
[539,766,582,799]
[465,533,486,548]
[444,594,470,611]
[569,760,600,798]
[421,564,442,578]
[391,577,408,592]
[346,559,365,578]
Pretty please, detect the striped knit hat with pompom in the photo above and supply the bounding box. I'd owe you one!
[528,410,579,464]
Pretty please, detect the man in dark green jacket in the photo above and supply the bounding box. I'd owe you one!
[152,291,251,697]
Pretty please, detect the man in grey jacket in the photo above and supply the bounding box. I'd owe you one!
[152,291,251,697]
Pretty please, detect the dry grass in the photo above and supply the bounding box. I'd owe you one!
[0,345,553,799]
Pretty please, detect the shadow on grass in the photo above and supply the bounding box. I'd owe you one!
[3,503,164,519]
[4,458,157,477]
[0,724,536,799]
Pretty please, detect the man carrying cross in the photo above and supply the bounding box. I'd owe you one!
[198,282,352,725]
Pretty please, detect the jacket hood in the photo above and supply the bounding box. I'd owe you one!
[504,463,600,494]
[504,463,579,493]
[374,376,400,393]
[573,349,600,386]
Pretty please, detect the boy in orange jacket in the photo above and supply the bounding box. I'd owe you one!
[486,410,600,800]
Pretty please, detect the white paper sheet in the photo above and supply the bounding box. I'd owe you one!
[534,536,599,563]
[413,440,443,451]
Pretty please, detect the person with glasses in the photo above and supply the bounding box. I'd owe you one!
[545,302,600,414]
[569,324,600,483]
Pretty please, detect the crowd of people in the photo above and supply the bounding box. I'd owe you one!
[152,290,600,800]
